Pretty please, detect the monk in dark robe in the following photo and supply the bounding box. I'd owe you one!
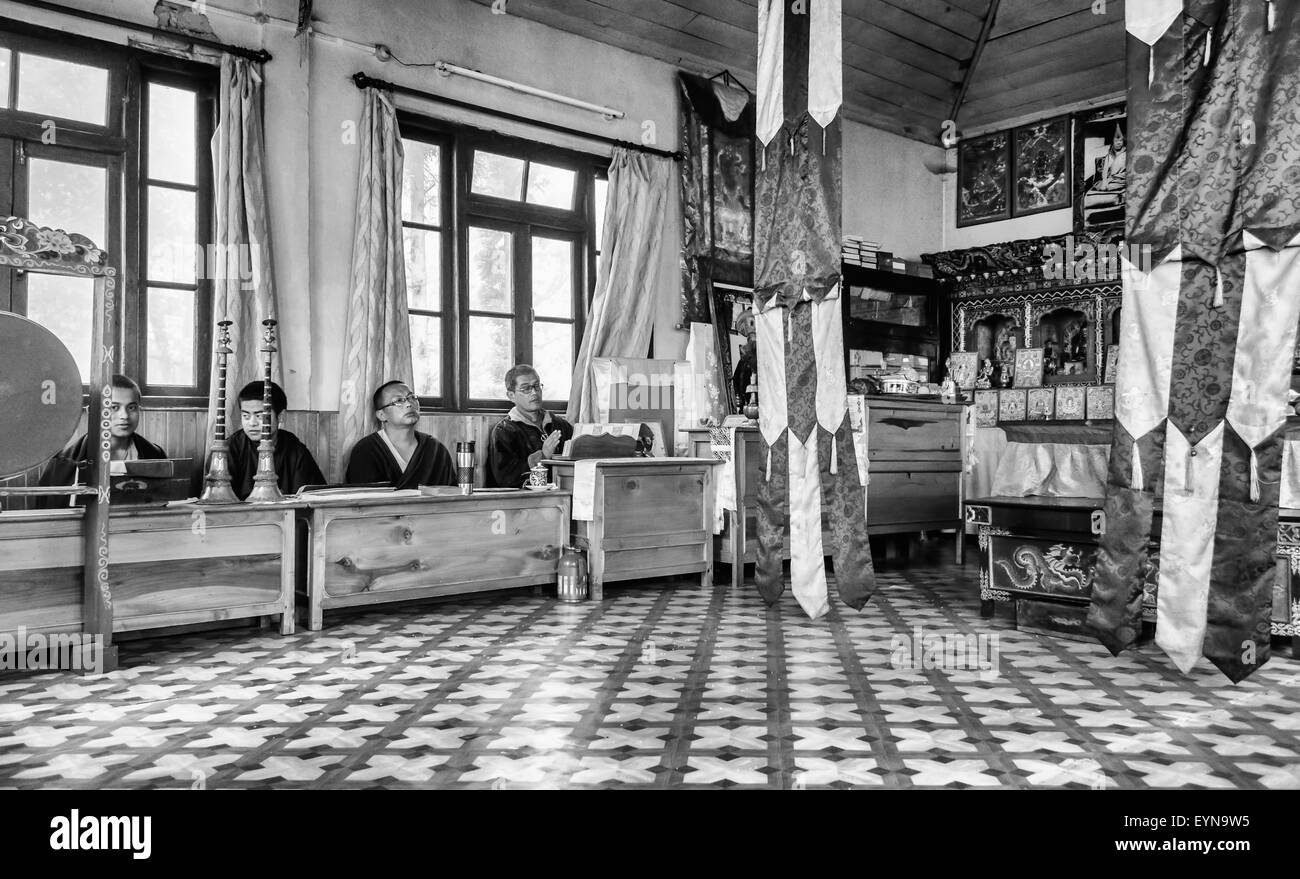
[486,364,573,488]
[37,374,167,508]
[227,380,325,499]
[344,380,456,489]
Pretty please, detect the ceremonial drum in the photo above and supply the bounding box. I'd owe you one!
[0,312,84,479]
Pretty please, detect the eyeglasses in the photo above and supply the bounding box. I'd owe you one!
[514,383,544,396]
[381,393,419,409]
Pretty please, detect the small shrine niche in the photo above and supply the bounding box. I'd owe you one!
[1037,305,1092,382]
[967,313,1022,388]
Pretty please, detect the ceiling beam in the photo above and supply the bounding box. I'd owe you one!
[948,0,1002,124]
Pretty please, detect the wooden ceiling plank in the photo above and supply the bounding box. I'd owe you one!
[842,17,965,85]
[974,21,1124,87]
[873,0,986,38]
[665,0,755,32]
[843,65,953,115]
[991,0,1098,38]
[983,7,1124,58]
[844,0,976,60]
[960,59,1126,127]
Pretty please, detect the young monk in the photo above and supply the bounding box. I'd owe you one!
[227,380,325,499]
[344,380,456,489]
[37,374,166,507]
[485,364,573,488]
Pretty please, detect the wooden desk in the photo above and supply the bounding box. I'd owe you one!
[547,458,713,600]
[0,502,299,638]
[298,490,570,630]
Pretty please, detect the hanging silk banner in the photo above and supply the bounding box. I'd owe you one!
[1089,0,1300,682]
[752,0,873,619]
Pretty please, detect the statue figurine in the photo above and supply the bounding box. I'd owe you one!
[975,359,994,389]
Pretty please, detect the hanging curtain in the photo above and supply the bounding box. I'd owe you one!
[207,55,279,457]
[567,147,673,422]
[752,0,872,620]
[336,87,413,478]
[1089,0,1300,682]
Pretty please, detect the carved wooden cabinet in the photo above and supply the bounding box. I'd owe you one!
[966,495,1300,653]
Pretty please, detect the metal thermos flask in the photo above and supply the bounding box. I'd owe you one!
[456,441,475,495]
[557,544,589,602]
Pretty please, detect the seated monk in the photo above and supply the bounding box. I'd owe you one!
[228,380,325,499]
[485,364,573,488]
[344,380,455,489]
[37,374,166,508]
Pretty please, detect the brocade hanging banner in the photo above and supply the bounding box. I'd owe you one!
[1089,0,1300,682]
[752,0,874,619]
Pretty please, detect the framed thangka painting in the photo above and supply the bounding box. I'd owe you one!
[1074,103,1127,236]
[1012,116,1070,217]
[957,131,1010,226]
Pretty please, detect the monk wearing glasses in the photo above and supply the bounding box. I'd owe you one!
[344,380,456,488]
[485,364,573,488]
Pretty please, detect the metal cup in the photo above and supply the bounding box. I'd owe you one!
[456,441,475,495]
[528,464,548,488]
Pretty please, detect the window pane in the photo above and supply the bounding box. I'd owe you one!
[468,316,513,399]
[409,314,442,398]
[148,83,196,185]
[594,177,609,252]
[404,229,441,311]
[471,151,524,200]
[467,226,513,312]
[26,273,93,382]
[147,288,196,386]
[148,186,197,284]
[401,139,441,225]
[533,322,573,402]
[532,237,573,319]
[16,53,108,125]
[526,162,575,209]
[28,157,106,247]
[0,49,10,109]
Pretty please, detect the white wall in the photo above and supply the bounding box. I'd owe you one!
[842,120,945,260]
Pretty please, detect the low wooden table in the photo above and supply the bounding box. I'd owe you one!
[0,502,300,639]
[297,490,570,629]
[546,458,713,600]
[966,495,1300,652]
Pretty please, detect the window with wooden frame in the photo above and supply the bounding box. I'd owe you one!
[399,114,606,412]
[0,19,216,404]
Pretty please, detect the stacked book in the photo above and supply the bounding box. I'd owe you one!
[841,236,934,278]
[841,235,879,267]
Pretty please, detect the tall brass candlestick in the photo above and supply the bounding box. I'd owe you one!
[247,318,285,504]
[198,319,240,504]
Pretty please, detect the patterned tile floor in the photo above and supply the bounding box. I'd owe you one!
[2,547,1299,789]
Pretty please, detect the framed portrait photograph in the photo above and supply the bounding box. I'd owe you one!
[999,388,1027,422]
[1012,116,1071,217]
[1074,103,1127,236]
[1013,347,1045,388]
[950,351,979,390]
[1027,388,1055,421]
[975,390,999,427]
[957,131,1011,227]
[1056,385,1086,420]
[1087,385,1115,420]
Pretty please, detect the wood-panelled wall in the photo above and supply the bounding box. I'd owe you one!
[0,409,503,510]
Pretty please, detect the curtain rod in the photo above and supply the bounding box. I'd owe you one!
[10,0,272,63]
[352,72,680,161]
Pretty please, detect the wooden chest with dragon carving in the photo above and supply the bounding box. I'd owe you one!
[965,496,1300,651]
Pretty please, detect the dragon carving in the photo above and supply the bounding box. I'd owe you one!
[995,543,1094,594]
